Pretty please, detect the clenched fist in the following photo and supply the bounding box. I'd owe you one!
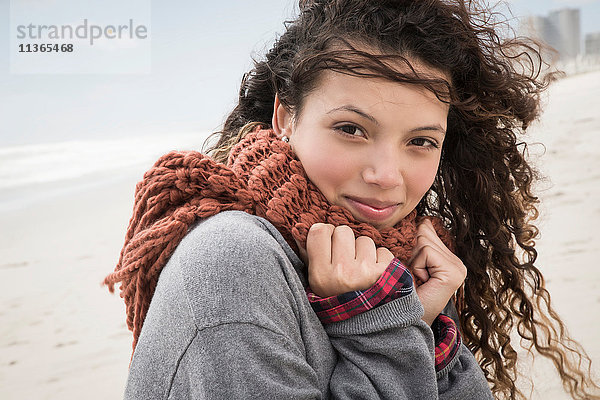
[408,218,467,325]
[297,224,395,298]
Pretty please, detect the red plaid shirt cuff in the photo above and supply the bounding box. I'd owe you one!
[432,314,462,372]
[305,258,414,324]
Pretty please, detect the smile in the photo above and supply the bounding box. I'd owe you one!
[344,196,400,222]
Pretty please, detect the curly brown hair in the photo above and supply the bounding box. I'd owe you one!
[204,0,600,398]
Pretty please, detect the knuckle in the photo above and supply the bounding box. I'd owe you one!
[459,263,468,279]
[376,246,392,256]
[420,243,433,252]
[308,272,323,290]
[334,225,353,235]
[420,217,433,226]
[333,225,355,243]
[376,247,394,262]
[356,235,375,247]
[416,234,428,245]
[449,263,467,285]
[309,223,333,236]
[309,223,323,231]
[417,220,434,234]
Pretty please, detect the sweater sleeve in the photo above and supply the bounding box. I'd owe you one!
[324,290,493,400]
[169,323,323,399]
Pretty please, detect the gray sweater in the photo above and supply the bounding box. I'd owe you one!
[125,211,493,399]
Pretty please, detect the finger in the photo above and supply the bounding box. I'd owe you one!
[413,220,464,277]
[293,238,309,265]
[331,225,356,265]
[410,243,461,286]
[306,223,334,267]
[416,218,448,252]
[408,231,435,266]
[410,262,430,284]
[355,236,376,263]
[408,245,437,283]
[375,247,394,266]
[411,235,445,270]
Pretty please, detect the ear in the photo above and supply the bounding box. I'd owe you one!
[272,94,293,138]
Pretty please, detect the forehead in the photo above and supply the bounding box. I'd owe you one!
[316,67,447,101]
[300,67,450,124]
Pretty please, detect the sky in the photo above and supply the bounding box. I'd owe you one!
[0,0,599,147]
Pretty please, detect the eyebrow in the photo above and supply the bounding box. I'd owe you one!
[410,125,446,136]
[327,105,446,135]
[326,105,379,126]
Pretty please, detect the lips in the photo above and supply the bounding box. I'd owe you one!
[344,196,400,222]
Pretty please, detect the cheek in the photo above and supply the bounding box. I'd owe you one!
[406,160,439,199]
[300,150,353,196]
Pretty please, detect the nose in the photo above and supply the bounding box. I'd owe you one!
[361,146,404,189]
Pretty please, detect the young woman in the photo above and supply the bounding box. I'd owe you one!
[105,0,600,398]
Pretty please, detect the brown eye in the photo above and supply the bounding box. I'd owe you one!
[334,124,365,137]
[410,137,439,148]
[340,125,357,135]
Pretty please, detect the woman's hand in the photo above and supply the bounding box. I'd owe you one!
[297,223,394,298]
[408,218,467,326]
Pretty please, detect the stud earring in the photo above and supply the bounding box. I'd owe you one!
[281,136,289,143]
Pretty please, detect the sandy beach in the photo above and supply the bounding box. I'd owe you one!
[1,70,599,399]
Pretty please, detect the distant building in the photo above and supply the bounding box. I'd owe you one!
[522,15,549,39]
[520,8,581,61]
[547,8,581,60]
[585,32,600,56]
[521,15,555,62]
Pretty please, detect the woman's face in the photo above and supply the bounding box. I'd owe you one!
[273,65,449,230]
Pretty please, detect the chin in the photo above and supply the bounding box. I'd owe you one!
[359,216,397,230]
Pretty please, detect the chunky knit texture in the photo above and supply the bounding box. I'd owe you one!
[104,126,455,351]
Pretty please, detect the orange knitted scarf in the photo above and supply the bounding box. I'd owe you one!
[105,127,454,351]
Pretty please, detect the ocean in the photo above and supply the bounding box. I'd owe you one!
[0,132,210,211]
